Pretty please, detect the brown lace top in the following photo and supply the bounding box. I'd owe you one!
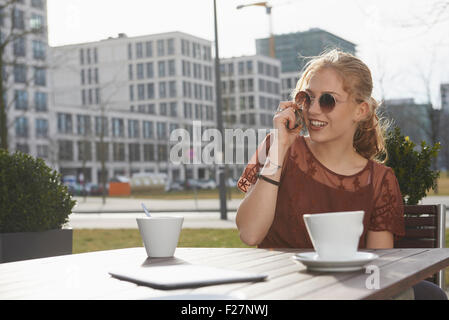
[237,134,405,249]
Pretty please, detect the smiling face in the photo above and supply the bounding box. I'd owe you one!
[302,67,366,145]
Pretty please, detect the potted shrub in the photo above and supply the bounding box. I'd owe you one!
[0,150,76,263]
[382,126,440,205]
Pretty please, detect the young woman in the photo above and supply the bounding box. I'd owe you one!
[236,50,447,300]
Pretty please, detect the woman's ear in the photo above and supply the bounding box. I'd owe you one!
[355,101,370,122]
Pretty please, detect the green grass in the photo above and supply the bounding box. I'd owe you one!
[73,228,253,254]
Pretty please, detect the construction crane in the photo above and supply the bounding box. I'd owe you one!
[236,2,276,58]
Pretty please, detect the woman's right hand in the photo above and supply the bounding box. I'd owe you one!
[272,101,303,149]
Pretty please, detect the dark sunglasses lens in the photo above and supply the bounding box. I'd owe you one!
[319,93,335,112]
[295,91,311,109]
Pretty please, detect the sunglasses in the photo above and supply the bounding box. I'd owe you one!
[285,91,337,130]
[295,90,337,113]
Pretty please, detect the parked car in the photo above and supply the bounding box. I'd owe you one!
[164,181,185,192]
[226,178,238,187]
[196,179,217,190]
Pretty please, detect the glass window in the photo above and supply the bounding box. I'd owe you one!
[143,121,154,139]
[158,61,166,77]
[157,39,165,56]
[15,116,28,137]
[57,113,72,134]
[146,62,154,78]
[159,82,166,98]
[13,37,26,57]
[145,41,153,57]
[14,90,28,110]
[137,63,144,79]
[95,116,108,137]
[147,83,155,99]
[14,64,27,83]
[35,92,47,111]
[112,118,124,137]
[167,38,175,55]
[128,119,140,138]
[136,42,143,58]
[58,140,73,161]
[34,67,46,86]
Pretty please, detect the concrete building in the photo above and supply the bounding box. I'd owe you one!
[384,98,431,145]
[219,55,282,176]
[256,28,356,73]
[1,0,50,160]
[50,31,216,184]
[441,83,449,114]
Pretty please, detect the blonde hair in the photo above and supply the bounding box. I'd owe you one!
[290,49,388,162]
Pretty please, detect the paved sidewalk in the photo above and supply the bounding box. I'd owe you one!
[68,195,449,229]
[68,196,240,229]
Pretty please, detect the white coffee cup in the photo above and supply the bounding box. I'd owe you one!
[136,216,184,258]
[303,210,365,260]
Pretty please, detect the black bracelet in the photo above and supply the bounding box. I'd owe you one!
[257,173,280,186]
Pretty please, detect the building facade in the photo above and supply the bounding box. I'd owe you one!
[256,28,356,73]
[50,32,216,184]
[1,0,50,159]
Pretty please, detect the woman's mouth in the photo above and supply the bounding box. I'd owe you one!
[309,119,328,130]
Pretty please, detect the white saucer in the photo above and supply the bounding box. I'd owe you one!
[292,251,379,272]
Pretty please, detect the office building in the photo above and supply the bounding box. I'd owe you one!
[1,0,50,160]
[50,31,216,184]
[256,28,356,73]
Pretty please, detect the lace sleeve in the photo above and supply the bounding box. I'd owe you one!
[369,168,405,236]
[237,134,271,193]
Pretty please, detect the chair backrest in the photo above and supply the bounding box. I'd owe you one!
[394,204,446,249]
[394,204,446,289]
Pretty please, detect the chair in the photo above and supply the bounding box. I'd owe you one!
[394,204,446,289]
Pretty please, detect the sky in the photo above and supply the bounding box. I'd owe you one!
[46,0,449,107]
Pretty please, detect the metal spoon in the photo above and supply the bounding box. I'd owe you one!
[141,203,151,218]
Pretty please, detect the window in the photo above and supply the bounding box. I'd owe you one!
[170,102,177,117]
[96,142,109,161]
[80,49,84,65]
[143,144,155,161]
[32,40,46,60]
[136,42,143,58]
[157,39,165,56]
[158,61,166,77]
[238,61,245,75]
[128,119,139,138]
[143,121,154,139]
[129,143,140,162]
[128,43,132,59]
[137,84,145,100]
[57,113,73,134]
[94,69,99,84]
[30,14,44,31]
[58,140,74,161]
[16,143,29,154]
[35,92,47,111]
[113,143,125,161]
[14,90,28,110]
[167,38,175,55]
[36,145,48,159]
[148,103,155,114]
[145,41,153,57]
[77,115,91,135]
[159,82,167,98]
[147,83,155,99]
[169,81,176,97]
[156,122,167,139]
[112,118,124,137]
[13,37,26,57]
[128,64,133,80]
[31,0,44,9]
[168,60,175,76]
[146,62,153,78]
[95,116,108,137]
[14,64,27,83]
[157,145,168,162]
[78,141,92,161]
[159,103,167,116]
[34,67,46,86]
[12,8,25,29]
[129,85,134,101]
[15,116,28,137]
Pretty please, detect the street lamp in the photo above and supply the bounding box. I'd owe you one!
[213,0,228,220]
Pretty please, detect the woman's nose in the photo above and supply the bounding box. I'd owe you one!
[308,98,321,115]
